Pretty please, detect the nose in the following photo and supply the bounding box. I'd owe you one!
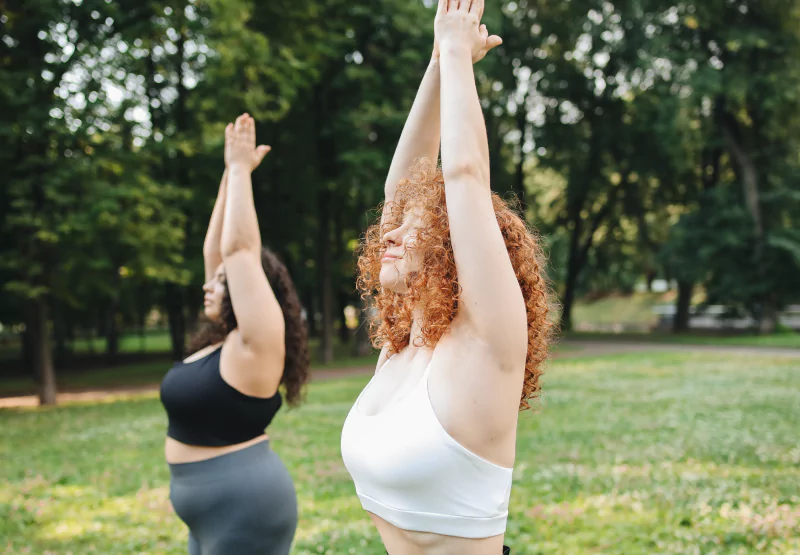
[202,281,212,293]
[382,226,401,248]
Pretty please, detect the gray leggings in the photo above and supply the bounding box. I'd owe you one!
[169,441,297,555]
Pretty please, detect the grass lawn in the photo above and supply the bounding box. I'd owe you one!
[2,351,799,554]
[566,331,800,349]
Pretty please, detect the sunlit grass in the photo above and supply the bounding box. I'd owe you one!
[1,351,799,554]
[566,331,800,349]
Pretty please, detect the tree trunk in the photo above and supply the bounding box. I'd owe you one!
[351,297,373,357]
[673,280,693,333]
[87,316,96,355]
[21,322,34,376]
[759,293,779,333]
[105,297,120,361]
[338,293,351,345]
[28,298,57,405]
[646,270,656,293]
[560,217,583,332]
[305,288,318,338]
[318,191,334,364]
[720,111,772,331]
[513,92,528,217]
[52,299,69,365]
[165,283,186,361]
[720,116,764,260]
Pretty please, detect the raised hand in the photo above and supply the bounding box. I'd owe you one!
[433,23,502,64]
[224,113,271,171]
[434,0,501,62]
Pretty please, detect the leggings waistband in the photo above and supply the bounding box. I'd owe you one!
[168,439,271,479]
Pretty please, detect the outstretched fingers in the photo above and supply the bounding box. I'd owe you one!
[234,113,247,133]
[469,0,483,15]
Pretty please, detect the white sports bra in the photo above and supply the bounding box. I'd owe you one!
[340,356,513,538]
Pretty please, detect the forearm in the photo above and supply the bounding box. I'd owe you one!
[221,164,262,257]
[439,44,489,185]
[384,58,442,199]
[203,170,227,281]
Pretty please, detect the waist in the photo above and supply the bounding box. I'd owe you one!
[165,434,269,464]
[371,510,506,555]
[358,492,509,539]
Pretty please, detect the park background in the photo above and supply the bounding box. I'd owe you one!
[1,0,799,553]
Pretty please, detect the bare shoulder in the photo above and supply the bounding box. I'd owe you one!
[219,329,285,397]
[374,345,392,374]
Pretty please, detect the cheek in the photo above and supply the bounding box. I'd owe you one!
[405,247,424,271]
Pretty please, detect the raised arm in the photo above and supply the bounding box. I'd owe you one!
[383,58,441,204]
[383,23,501,205]
[203,134,271,283]
[437,0,527,359]
[203,170,228,283]
[221,115,281,356]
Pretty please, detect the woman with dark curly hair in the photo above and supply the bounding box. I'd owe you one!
[340,1,552,554]
[160,113,310,555]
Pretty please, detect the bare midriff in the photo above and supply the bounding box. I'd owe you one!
[165,434,269,464]
[369,512,505,555]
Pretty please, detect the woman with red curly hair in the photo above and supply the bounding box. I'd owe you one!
[340,1,552,554]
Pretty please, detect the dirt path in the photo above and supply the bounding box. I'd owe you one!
[1,340,797,409]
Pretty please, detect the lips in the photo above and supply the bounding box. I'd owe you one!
[382,254,401,261]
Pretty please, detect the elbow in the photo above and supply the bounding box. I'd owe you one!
[221,240,260,259]
[442,161,485,184]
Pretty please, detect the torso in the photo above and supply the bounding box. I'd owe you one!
[164,338,280,464]
[350,316,525,552]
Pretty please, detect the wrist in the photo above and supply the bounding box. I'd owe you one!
[438,41,471,59]
[227,161,251,173]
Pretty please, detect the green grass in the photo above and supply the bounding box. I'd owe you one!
[2,351,799,554]
[70,332,174,354]
[566,331,800,349]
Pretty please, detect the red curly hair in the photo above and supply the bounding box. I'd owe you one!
[356,159,553,410]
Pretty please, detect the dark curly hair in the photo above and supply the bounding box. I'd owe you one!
[356,159,554,410]
[187,247,310,406]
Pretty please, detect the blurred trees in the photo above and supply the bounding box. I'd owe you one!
[2,0,799,403]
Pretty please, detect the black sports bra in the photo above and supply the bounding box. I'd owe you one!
[159,346,282,447]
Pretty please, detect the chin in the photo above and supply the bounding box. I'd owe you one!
[204,306,220,322]
[379,269,409,293]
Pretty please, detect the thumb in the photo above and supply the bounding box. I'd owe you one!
[254,145,272,167]
[486,35,503,51]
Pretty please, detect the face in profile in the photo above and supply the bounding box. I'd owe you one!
[379,208,425,293]
[203,263,227,322]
